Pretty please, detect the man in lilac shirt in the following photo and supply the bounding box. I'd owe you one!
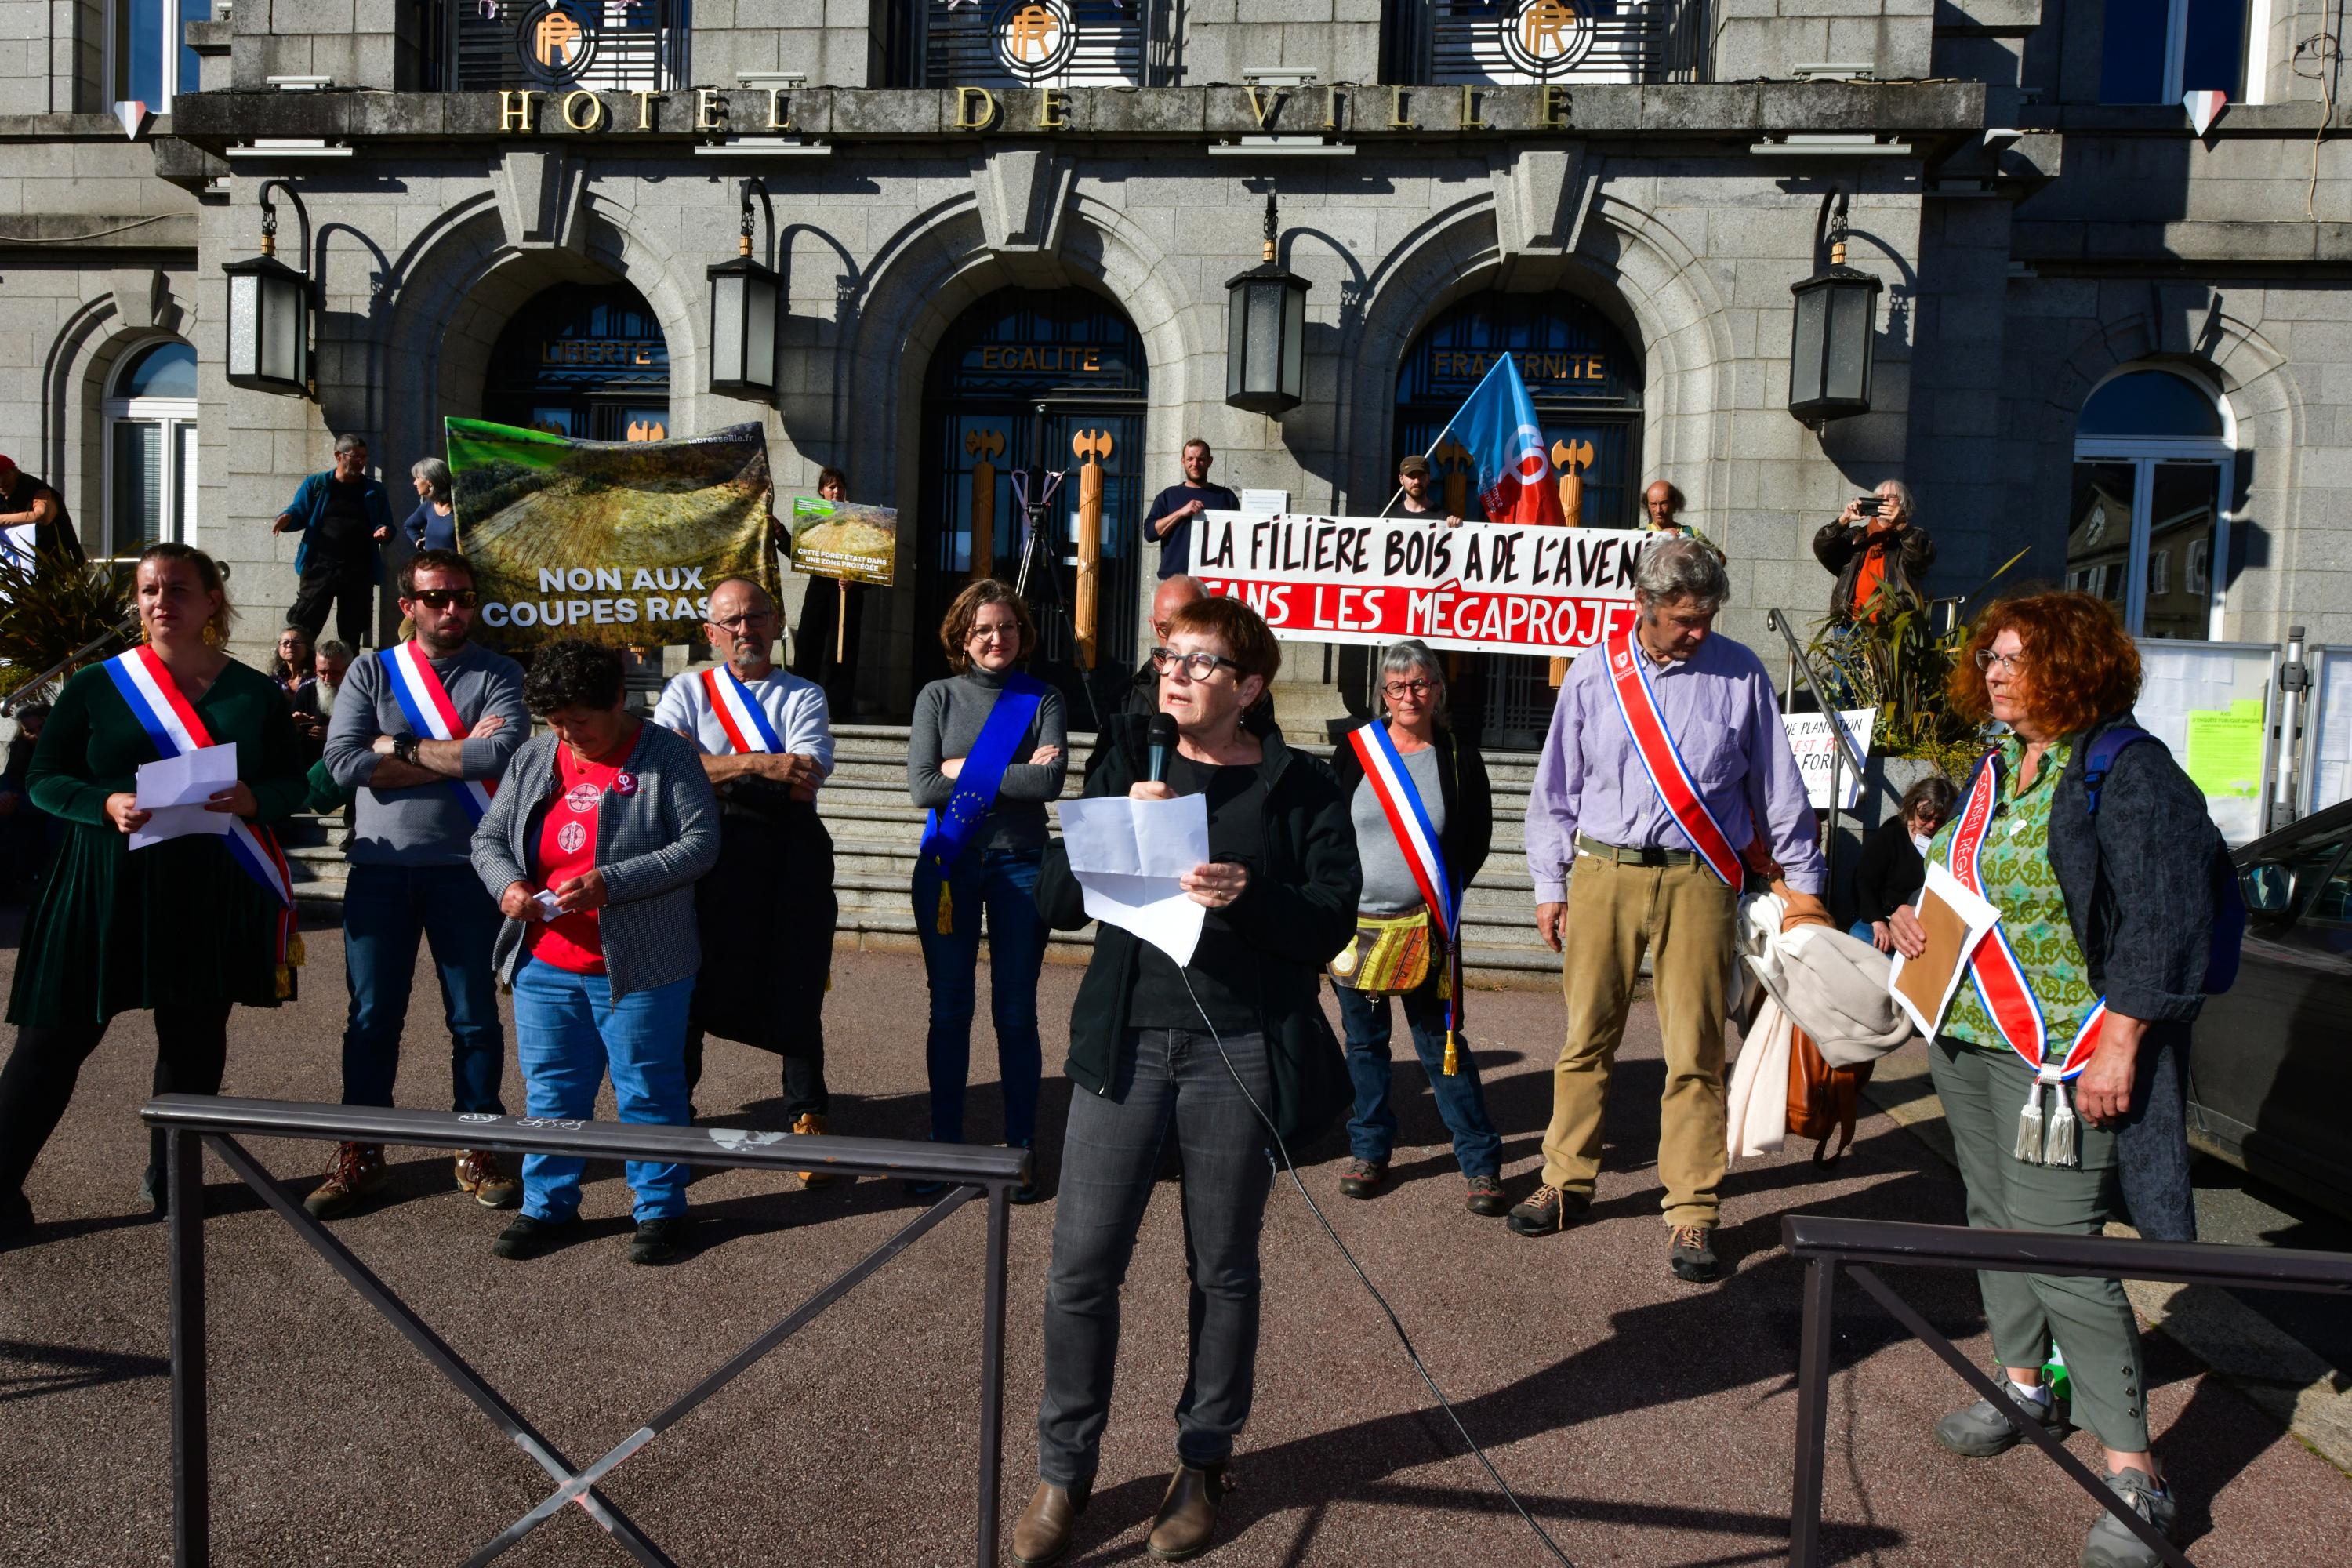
[1513,538,1824,1283]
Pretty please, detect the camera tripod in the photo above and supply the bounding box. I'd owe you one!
[1007,460,1105,733]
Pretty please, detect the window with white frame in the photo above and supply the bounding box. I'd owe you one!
[2100,0,2261,104]
[104,340,198,557]
[2069,365,2235,641]
[111,0,212,107]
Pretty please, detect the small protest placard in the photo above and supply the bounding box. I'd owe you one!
[1780,708,1877,811]
[789,496,898,587]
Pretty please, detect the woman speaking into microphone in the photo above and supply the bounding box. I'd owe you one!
[1014,596,1358,1566]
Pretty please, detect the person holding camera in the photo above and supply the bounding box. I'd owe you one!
[1813,479,1934,623]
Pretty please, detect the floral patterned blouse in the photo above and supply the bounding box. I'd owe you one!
[1928,733,2102,1056]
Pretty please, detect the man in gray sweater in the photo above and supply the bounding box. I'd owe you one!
[307,549,529,1219]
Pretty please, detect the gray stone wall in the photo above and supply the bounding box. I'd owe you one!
[1181,0,1385,85]
[1713,0,1935,84]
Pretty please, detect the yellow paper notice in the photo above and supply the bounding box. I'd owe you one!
[2184,698,2265,798]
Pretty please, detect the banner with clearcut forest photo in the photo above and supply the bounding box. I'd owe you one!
[444,418,776,650]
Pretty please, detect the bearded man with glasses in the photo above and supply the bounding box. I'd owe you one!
[310,548,529,1220]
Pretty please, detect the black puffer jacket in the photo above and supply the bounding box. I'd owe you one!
[1038,725,1360,1144]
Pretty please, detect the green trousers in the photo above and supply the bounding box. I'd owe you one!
[1929,1034,2149,1453]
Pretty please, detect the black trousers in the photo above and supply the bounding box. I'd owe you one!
[288,563,374,648]
[0,1000,234,1203]
[682,1026,829,1123]
[789,579,862,714]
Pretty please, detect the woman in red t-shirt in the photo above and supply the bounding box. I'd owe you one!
[470,641,720,1267]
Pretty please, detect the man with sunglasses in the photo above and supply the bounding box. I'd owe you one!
[652,578,840,1158]
[310,548,529,1220]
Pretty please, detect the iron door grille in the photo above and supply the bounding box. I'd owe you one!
[914,0,1168,88]
[442,0,686,93]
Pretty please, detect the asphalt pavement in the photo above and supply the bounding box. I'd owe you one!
[2,912,2347,1566]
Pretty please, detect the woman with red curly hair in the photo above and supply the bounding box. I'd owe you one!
[1890,590,2225,1568]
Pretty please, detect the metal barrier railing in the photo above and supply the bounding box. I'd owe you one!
[1782,1213,2352,1568]
[142,1094,1030,1568]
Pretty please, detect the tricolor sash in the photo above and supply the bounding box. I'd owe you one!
[917,673,1047,935]
[1943,752,2106,1167]
[701,664,788,755]
[379,641,495,824]
[1602,630,1744,887]
[1347,722,1467,1073]
[103,646,301,989]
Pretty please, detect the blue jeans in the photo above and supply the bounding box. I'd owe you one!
[1038,1029,1275,1486]
[1849,919,1878,946]
[510,960,694,1222]
[912,845,1046,1147]
[341,862,507,1114]
[1336,977,1502,1178]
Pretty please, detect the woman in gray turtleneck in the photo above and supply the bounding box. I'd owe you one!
[906,578,1068,1200]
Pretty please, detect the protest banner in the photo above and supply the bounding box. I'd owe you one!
[1780,707,1877,811]
[445,419,775,649]
[787,495,898,587]
[1190,510,1649,656]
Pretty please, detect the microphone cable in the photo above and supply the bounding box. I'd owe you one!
[1174,965,1579,1568]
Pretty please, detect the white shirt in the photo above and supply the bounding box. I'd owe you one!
[653,663,836,775]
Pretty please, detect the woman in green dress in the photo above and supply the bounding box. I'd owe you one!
[0,543,309,1240]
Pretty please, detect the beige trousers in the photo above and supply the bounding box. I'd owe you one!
[1540,852,1738,1228]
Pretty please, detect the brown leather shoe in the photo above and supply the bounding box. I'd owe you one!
[792,1112,836,1187]
[1010,1479,1087,1566]
[1146,1464,1229,1562]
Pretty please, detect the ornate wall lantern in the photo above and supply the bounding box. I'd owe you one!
[223,180,314,397]
[1787,190,1883,430]
[707,177,782,400]
[1224,192,1311,416]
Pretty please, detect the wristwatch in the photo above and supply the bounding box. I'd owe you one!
[392,734,422,767]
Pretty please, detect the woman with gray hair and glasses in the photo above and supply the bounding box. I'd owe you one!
[1326,641,1504,1214]
[1814,477,1934,623]
[404,456,459,554]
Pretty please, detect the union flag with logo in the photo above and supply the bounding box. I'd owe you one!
[1443,352,1566,528]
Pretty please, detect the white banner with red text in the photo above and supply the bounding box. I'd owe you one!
[1189,511,1649,655]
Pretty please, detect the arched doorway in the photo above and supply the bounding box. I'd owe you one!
[916,287,1147,721]
[1394,289,1645,745]
[481,281,671,442]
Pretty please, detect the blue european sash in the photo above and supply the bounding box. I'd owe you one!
[917,672,1047,934]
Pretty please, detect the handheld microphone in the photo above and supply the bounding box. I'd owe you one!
[1146,713,1177,784]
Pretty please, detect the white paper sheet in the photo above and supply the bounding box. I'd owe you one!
[1056,793,1210,966]
[128,744,238,851]
[1886,858,2002,1038]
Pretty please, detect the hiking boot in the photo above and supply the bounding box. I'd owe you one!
[1146,1463,1230,1562]
[304,1143,388,1221]
[628,1216,694,1266]
[792,1112,836,1188]
[1507,1183,1589,1236]
[1010,1479,1090,1566]
[1935,1381,2068,1458]
[1669,1223,1721,1283]
[491,1213,575,1261]
[454,1149,520,1210]
[1338,1158,1387,1199]
[1464,1174,1508,1217]
[2080,1466,2178,1568]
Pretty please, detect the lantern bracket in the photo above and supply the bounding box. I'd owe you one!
[738,176,776,267]
[255,179,318,305]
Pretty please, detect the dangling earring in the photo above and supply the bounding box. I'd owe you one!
[140,616,152,644]
[202,621,223,649]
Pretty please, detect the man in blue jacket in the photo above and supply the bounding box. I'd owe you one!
[274,433,394,648]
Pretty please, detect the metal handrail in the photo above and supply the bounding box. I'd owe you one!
[1762,608,1866,775]
[144,1094,1028,1567]
[1780,1213,2352,1568]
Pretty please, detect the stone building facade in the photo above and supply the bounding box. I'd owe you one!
[3,0,2347,739]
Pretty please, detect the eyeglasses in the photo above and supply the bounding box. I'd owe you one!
[1151,647,1242,681]
[969,622,1020,643]
[1974,648,2026,673]
[409,589,478,609]
[711,612,773,631]
[1383,679,1435,699]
